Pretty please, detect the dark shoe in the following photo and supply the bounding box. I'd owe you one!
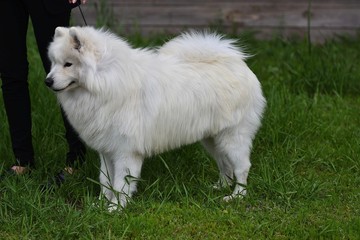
[0,165,31,181]
[43,171,66,190]
[42,168,75,191]
[0,168,17,181]
[53,170,67,186]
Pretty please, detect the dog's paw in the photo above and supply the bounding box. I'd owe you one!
[223,195,234,202]
[107,203,121,212]
[212,178,232,190]
[107,195,130,212]
[222,193,245,202]
[212,182,223,190]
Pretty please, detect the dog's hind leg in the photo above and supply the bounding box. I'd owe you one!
[108,153,144,211]
[201,137,234,189]
[216,127,254,202]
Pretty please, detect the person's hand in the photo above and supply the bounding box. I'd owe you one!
[69,0,87,4]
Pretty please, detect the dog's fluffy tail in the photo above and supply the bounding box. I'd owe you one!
[158,30,249,63]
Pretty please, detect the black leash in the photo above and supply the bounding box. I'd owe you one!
[78,4,88,26]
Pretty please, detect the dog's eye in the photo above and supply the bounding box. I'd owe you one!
[64,62,73,67]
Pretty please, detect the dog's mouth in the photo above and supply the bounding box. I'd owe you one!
[53,81,76,92]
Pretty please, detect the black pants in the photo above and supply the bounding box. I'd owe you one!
[0,0,85,167]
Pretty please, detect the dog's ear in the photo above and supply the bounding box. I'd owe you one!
[54,27,67,38]
[69,27,82,51]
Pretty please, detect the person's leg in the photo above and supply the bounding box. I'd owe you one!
[62,108,86,167]
[28,0,86,169]
[0,0,34,169]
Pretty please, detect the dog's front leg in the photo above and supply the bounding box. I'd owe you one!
[108,153,144,212]
[99,153,115,202]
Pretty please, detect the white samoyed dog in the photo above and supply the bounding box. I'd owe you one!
[46,26,266,211]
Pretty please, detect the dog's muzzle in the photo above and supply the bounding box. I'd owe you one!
[45,77,54,88]
[45,77,76,92]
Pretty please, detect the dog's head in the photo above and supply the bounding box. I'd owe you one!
[45,26,101,92]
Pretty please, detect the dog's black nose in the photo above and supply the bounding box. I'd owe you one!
[45,77,54,87]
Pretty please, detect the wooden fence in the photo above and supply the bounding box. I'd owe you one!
[72,0,360,42]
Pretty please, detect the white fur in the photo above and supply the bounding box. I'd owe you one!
[46,26,266,211]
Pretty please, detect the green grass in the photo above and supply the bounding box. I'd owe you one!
[0,23,359,239]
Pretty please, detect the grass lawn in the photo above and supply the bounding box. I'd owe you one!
[0,23,359,239]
